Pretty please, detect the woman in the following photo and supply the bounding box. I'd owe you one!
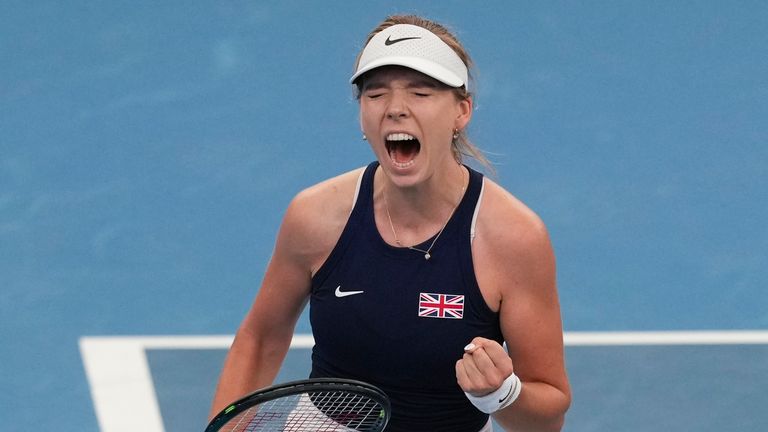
[209,15,571,431]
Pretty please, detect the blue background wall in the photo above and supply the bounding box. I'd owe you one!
[1,1,766,430]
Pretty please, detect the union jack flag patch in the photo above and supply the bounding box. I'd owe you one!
[418,293,465,319]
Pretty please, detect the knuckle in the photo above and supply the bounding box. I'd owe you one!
[488,374,503,388]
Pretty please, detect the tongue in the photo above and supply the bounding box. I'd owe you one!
[393,148,416,163]
[391,141,419,163]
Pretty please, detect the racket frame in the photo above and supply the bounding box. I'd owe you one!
[205,378,390,432]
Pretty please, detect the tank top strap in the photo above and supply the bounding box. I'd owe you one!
[311,162,379,287]
[458,165,484,223]
[352,161,379,216]
[441,164,484,241]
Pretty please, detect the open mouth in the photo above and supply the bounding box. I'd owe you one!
[385,133,420,168]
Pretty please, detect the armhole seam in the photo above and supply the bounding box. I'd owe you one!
[470,178,485,242]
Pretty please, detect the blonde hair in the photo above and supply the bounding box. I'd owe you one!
[354,15,493,173]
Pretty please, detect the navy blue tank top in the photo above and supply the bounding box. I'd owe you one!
[310,162,503,431]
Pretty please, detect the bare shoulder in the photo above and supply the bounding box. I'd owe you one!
[472,179,555,309]
[475,179,551,253]
[286,168,363,228]
[279,167,366,273]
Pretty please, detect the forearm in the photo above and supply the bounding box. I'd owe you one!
[491,380,570,432]
[208,325,293,419]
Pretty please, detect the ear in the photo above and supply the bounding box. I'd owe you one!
[455,96,473,131]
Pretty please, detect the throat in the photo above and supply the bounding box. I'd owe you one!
[387,139,420,167]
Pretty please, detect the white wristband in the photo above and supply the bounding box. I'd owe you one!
[464,373,523,414]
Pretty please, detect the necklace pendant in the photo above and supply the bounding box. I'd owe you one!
[424,253,431,260]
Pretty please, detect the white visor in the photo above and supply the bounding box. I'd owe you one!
[350,24,468,88]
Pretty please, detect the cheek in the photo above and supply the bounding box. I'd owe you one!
[359,106,379,132]
[422,111,458,140]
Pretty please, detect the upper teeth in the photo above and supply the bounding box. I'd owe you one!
[386,133,415,141]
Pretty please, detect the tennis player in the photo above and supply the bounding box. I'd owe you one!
[210,15,571,431]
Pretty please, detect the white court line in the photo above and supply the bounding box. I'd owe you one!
[79,331,768,432]
[79,334,313,432]
[564,330,768,346]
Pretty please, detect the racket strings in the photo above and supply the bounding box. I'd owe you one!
[221,390,385,432]
[306,391,382,428]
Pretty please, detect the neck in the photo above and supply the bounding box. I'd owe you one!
[377,162,467,241]
[381,163,465,215]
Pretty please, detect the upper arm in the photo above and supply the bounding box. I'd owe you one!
[209,171,363,414]
[240,169,362,340]
[473,184,569,394]
[239,193,316,342]
[499,219,566,387]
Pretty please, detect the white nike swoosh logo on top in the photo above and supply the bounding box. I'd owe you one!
[334,286,364,298]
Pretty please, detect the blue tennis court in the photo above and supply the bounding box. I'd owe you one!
[2,2,767,431]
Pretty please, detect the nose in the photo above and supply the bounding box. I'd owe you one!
[386,92,409,120]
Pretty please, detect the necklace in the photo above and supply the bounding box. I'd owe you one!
[383,168,467,260]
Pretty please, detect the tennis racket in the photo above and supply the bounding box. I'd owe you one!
[205,378,391,432]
